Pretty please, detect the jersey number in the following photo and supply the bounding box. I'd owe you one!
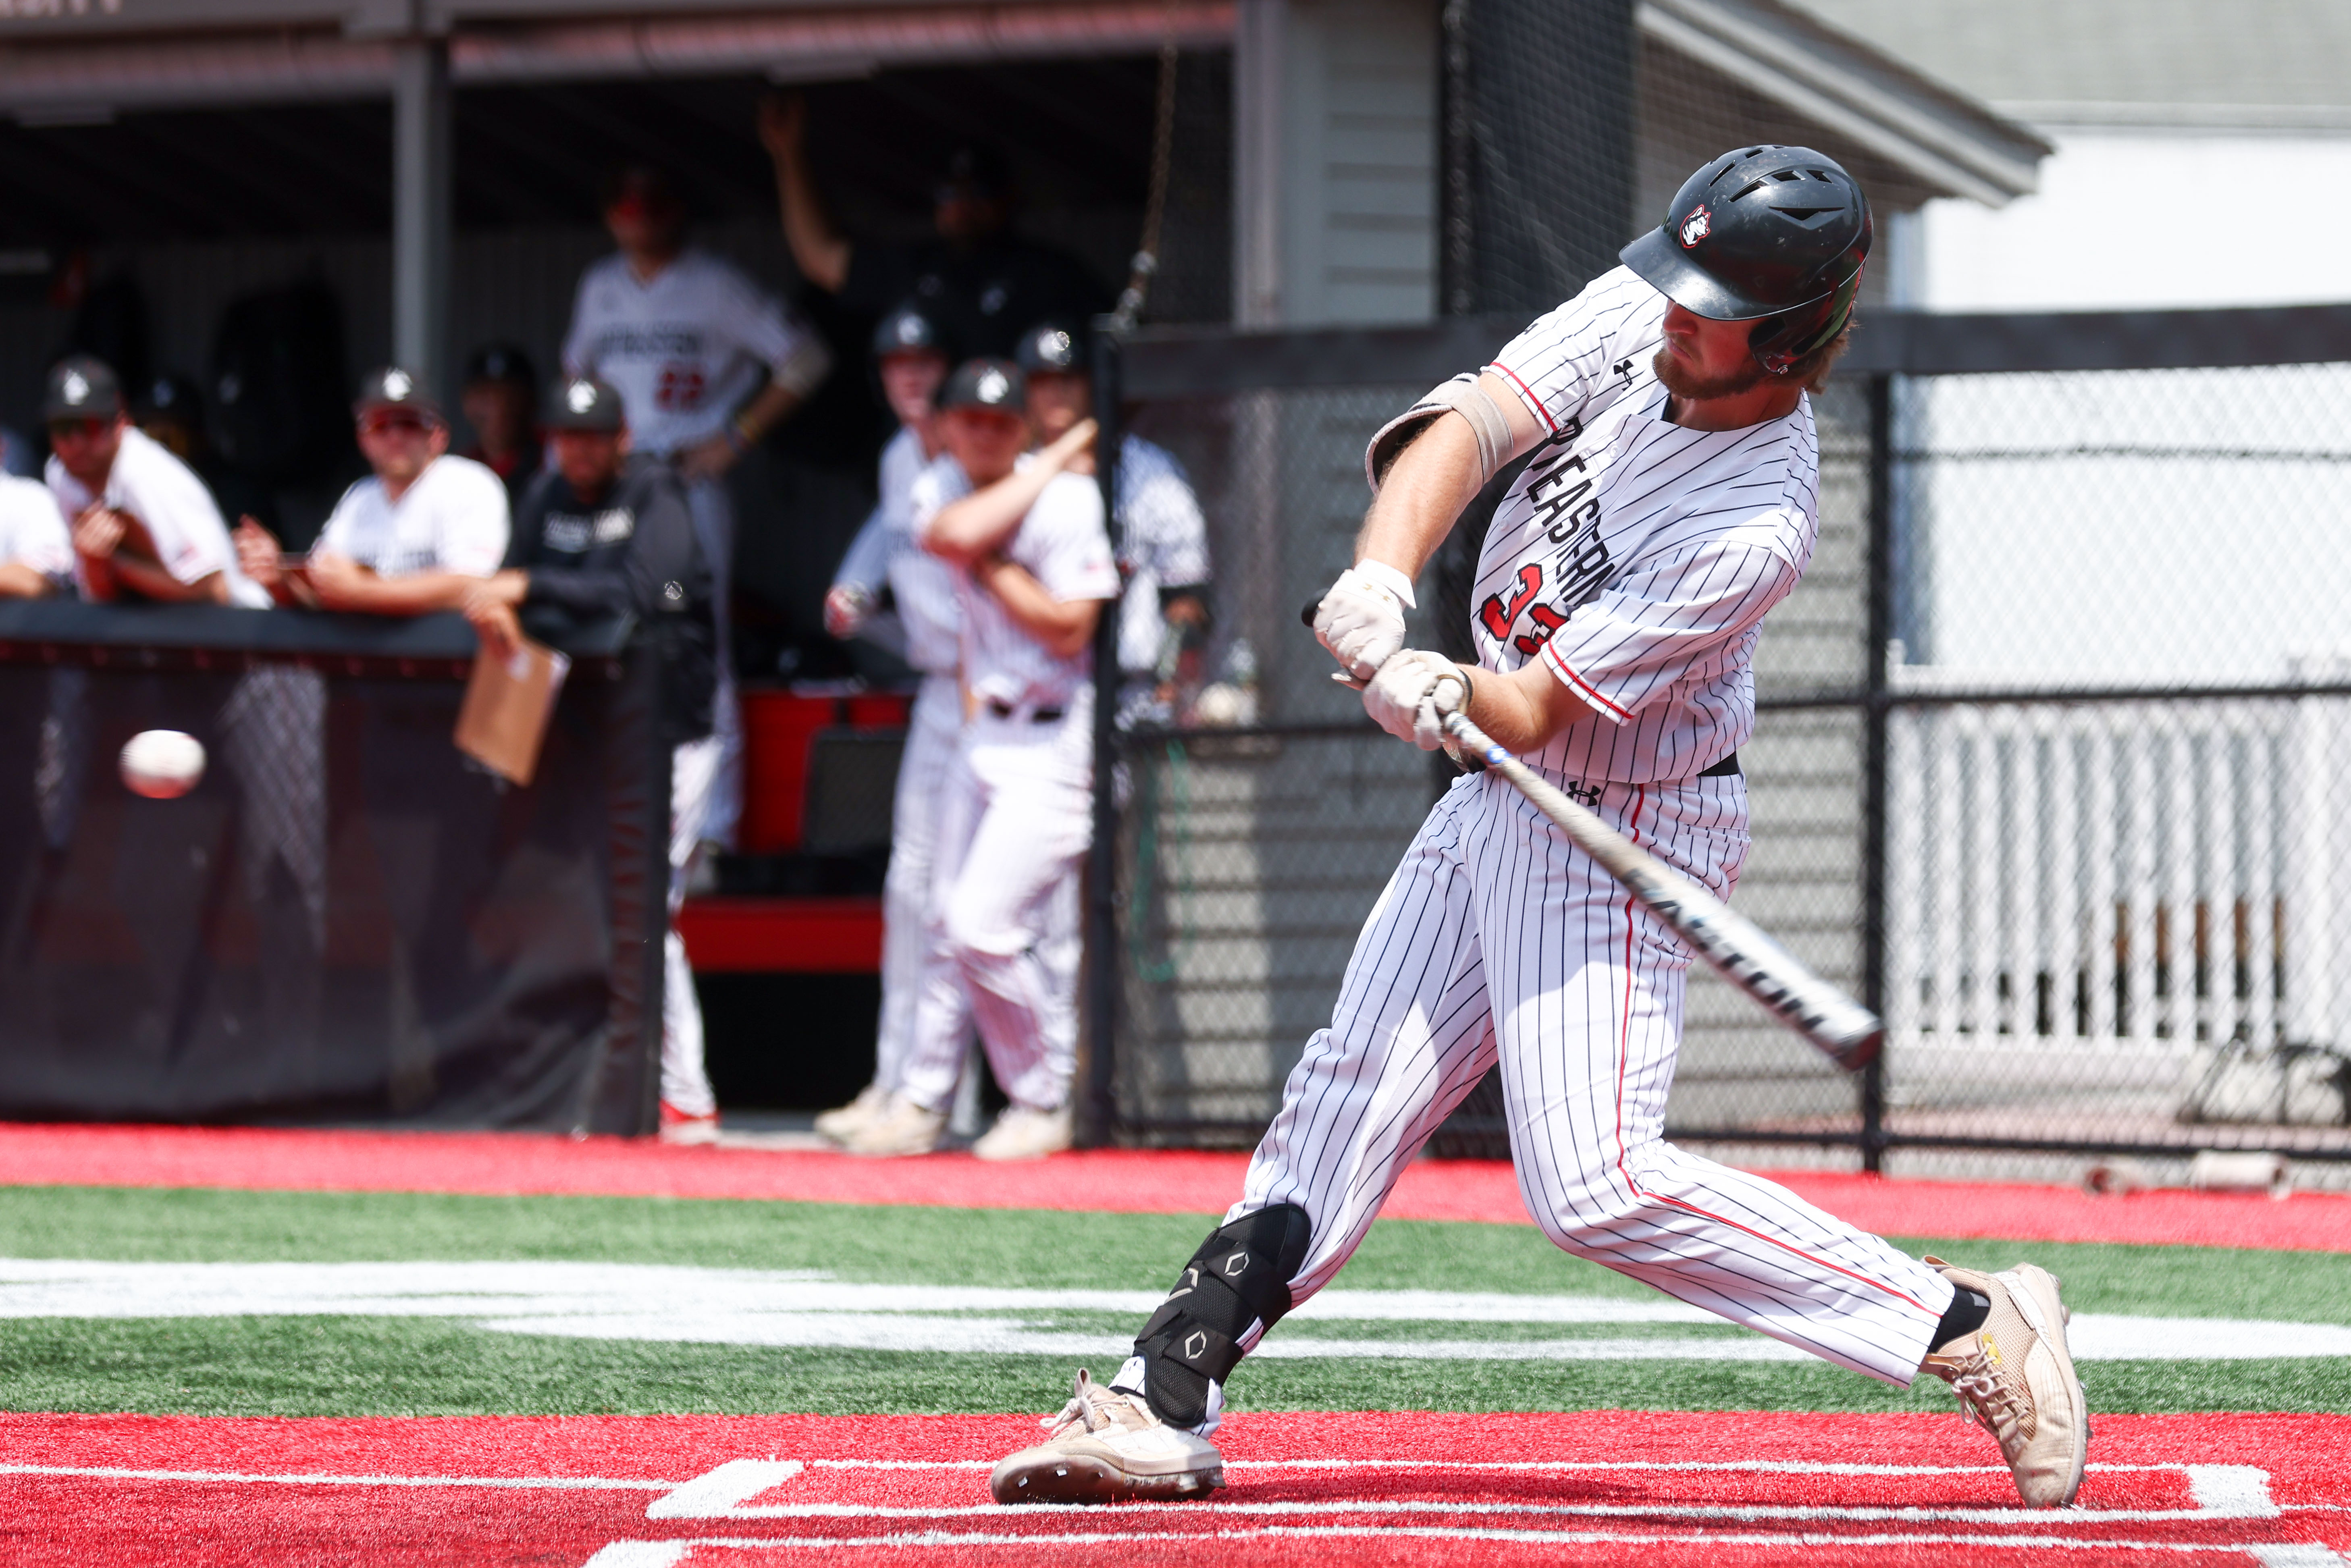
[1478,563,1569,657]
[654,364,706,411]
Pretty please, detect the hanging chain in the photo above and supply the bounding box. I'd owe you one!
[1111,8,1181,332]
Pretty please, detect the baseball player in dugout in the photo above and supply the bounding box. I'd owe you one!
[759,93,1112,361]
[462,376,722,1145]
[846,358,1116,1162]
[46,355,269,608]
[564,161,835,863]
[235,368,509,614]
[813,302,979,1148]
[1013,320,1212,725]
[990,147,2089,1512]
[456,343,544,514]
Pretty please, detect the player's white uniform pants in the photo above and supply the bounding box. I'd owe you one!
[873,672,969,1093]
[1231,769,1953,1388]
[686,475,742,853]
[898,698,1091,1115]
[661,733,723,1118]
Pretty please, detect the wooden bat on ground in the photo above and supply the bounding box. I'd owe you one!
[1431,675,1883,1072]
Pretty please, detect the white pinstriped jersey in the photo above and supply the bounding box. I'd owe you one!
[913,461,1118,708]
[1112,434,1210,677]
[1476,265,1817,785]
[563,249,831,456]
[833,428,964,676]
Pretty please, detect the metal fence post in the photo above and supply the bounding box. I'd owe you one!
[1860,373,1894,1173]
[1079,320,1127,1147]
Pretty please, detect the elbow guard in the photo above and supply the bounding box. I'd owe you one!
[1363,372,1517,495]
[1131,1204,1312,1429]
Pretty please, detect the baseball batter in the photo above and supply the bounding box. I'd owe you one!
[991,147,2087,1512]
[813,304,974,1144]
[851,358,1116,1162]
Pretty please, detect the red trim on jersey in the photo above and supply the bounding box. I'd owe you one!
[1609,790,1937,1321]
[1488,361,1557,434]
[1540,641,1633,722]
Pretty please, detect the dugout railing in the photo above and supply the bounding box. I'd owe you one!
[1079,301,2351,1174]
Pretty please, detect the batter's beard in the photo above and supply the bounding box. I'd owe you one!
[1652,345,1765,401]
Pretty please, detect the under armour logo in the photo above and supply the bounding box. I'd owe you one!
[567,380,598,413]
[61,371,88,402]
[1612,359,1635,385]
[1565,781,1603,808]
[1183,1331,1207,1359]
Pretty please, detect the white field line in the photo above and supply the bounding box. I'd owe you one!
[648,1499,2255,1526]
[0,1462,678,1491]
[4,1260,2346,1362]
[652,1457,2273,1526]
[0,1457,2220,1487]
[584,1526,2347,1559]
[800,1457,2190,1477]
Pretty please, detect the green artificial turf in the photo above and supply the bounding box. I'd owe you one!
[2,1184,2347,1419]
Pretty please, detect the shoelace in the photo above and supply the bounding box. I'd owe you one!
[1041,1376,1131,1438]
[1944,1351,2030,1445]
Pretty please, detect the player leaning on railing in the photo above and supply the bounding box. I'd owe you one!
[988,147,2089,1512]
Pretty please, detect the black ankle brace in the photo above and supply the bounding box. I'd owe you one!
[1131,1205,1312,1428]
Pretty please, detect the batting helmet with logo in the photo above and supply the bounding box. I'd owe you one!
[1619,145,1871,376]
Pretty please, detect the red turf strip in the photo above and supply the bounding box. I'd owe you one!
[4,1410,2346,1566]
[4,1121,2347,1252]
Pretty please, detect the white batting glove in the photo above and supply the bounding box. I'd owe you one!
[1313,565,1410,680]
[1363,650,1465,751]
[824,584,873,639]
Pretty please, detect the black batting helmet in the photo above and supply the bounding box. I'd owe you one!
[1619,145,1871,377]
[871,301,953,363]
[1013,320,1086,376]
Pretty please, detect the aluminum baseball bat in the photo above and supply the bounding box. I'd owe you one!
[1432,679,1883,1072]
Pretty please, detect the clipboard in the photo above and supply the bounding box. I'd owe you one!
[454,633,571,785]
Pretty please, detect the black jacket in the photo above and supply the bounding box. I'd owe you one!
[508,455,716,745]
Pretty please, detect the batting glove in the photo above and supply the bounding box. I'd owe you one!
[1363,649,1465,751]
[823,583,873,640]
[1313,565,1410,680]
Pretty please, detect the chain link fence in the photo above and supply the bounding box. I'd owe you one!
[1086,314,2351,1173]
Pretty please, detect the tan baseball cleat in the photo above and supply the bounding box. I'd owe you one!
[1921,1258,2088,1508]
[990,1369,1225,1504]
[842,1094,947,1157]
[972,1104,1073,1162]
[813,1082,888,1144]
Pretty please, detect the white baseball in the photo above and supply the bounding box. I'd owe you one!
[121,729,206,799]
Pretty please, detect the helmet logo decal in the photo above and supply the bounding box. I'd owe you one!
[1678,206,1711,248]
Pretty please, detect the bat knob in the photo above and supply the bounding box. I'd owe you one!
[1833,1025,1884,1073]
[1299,598,1321,629]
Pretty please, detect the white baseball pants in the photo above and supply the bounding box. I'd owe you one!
[873,672,969,1093]
[1233,769,1953,1387]
[661,733,723,1118]
[685,475,742,852]
[898,700,1092,1115]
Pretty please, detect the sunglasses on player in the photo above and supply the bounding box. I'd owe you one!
[46,418,114,443]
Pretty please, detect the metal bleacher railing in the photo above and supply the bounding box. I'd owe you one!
[1077,299,2351,1171]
